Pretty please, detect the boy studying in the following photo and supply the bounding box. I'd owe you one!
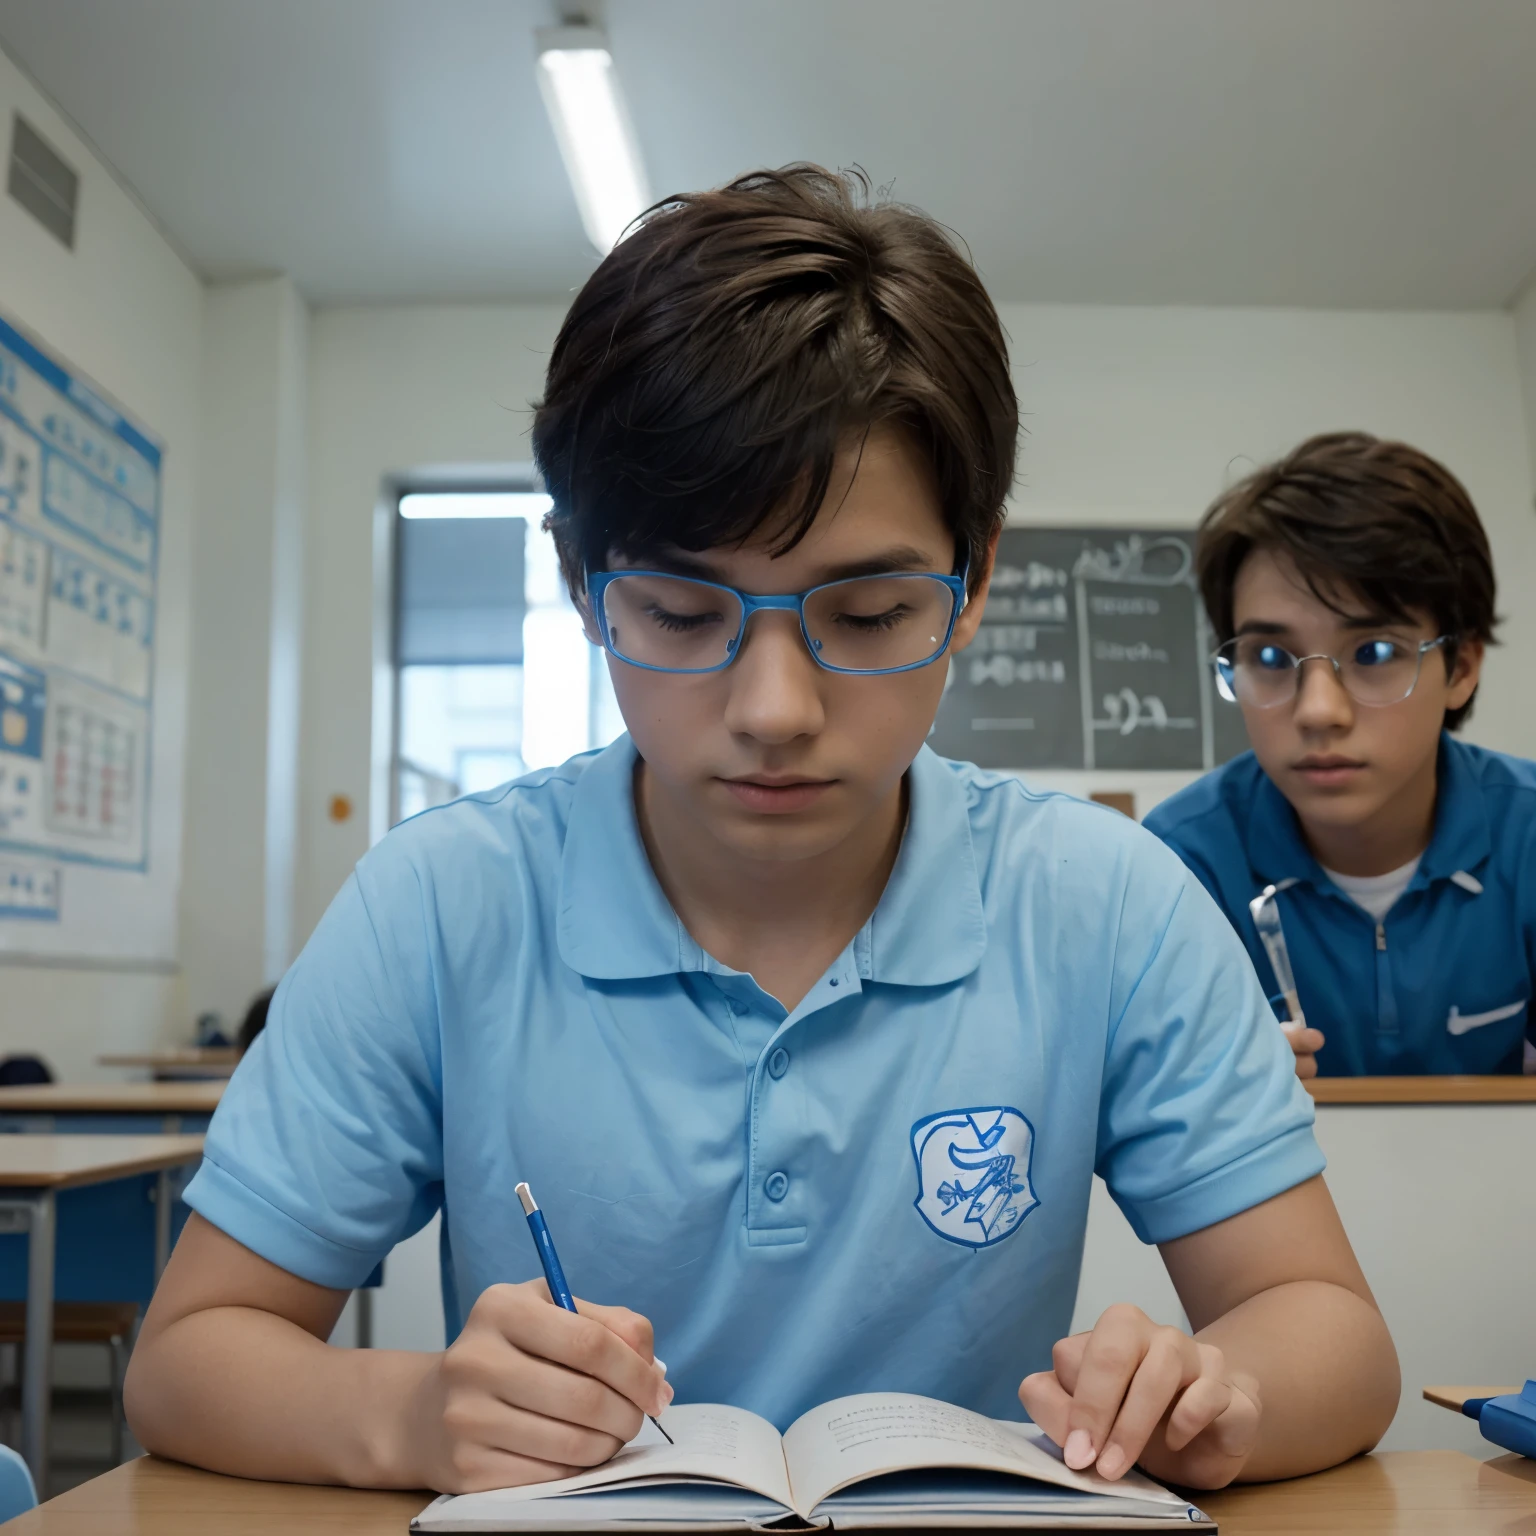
[123,167,1399,1498]
[1145,433,1536,1078]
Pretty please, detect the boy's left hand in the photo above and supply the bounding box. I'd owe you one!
[1019,1304,1261,1488]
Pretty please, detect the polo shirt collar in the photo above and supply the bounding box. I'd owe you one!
[1418,733,1491,882]
[864,746,988,987]
[557,737,686,980]
[557,738,987,987]
[1245,731,1491,889]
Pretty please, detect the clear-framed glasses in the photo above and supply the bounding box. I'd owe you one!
[1212,634,1453,709]
[585,567,968,675]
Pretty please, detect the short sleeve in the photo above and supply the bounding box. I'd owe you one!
[183,844,445,1288]
[1095,837,1324,1245]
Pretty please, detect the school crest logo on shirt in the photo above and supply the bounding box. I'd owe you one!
[910,1106,1038,1248]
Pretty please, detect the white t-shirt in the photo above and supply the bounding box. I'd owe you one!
[1319,855,1422,923]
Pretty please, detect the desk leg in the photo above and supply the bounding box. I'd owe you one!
[355,1287,374,1349]
[21,1191,55,1489]
[153,1168,172,1281]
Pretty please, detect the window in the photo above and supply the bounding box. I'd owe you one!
[391,489,622,823]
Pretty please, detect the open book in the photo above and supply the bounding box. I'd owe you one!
[412,1392,1213,1531]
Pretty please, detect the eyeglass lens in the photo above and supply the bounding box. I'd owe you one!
[1215,637,1433,708]
[599,573,957,673]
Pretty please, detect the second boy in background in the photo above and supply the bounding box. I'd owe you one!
[1147,432,1536,1078]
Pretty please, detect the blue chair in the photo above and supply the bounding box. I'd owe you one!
[0,1441,36,1520]
[0,1059,52,1088]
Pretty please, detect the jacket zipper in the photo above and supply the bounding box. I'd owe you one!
[1374,921,1399,1035]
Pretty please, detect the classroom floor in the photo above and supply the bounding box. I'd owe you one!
[0,1344,135,1502]
[23,1385,134,1499]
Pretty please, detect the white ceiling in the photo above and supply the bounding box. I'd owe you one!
[2,0,1535,309]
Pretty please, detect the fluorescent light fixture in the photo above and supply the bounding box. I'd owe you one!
[536,24,651,254]
[399,492,554,520]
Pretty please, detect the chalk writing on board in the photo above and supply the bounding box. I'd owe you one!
[929,528,1249,771]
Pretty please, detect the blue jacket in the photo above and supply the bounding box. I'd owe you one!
[1144,735,1536,1076]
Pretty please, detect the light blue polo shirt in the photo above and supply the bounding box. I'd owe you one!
[1145,735,1536,1077]
[186,738,1322,1429]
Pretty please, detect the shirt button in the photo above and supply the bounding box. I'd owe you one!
[768,1047,790,1079]
[829,977,840,988]
[765,1171,790,1202]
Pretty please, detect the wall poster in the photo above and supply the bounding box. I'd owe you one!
[0,311,160,927]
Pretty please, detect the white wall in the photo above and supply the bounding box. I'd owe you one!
[300,303,564,940]
[0,44,204,1077]
[179,275,306,1031]
[1514,275,1536,494]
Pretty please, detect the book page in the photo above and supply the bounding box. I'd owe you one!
[423,1404,795,1515]
[781,1393,1186,1515]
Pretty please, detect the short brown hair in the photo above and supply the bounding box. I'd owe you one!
[1196,431,1498,730]
[532,165,1017,597]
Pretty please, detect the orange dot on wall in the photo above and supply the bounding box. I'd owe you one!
[328,794,353,824]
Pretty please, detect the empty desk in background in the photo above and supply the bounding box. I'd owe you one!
[96,1050,238,1082]
[0,1136,204,1483]
[0,1086,216,1311]
[0,1082,223,1134]
[0,1083,382,1351]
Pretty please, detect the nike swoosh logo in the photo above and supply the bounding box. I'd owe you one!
[1446,1000,1528,1036]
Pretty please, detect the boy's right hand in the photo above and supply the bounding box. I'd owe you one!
[399,1279,672,1494]
[1282,1018,1325,1080]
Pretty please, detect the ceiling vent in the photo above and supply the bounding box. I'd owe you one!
[7,113,78,250]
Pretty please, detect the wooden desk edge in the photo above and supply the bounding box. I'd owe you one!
[98,1051,239,1065]
[16,1449,1536,1535]
[1307,1075,1536,1104]
[0,1083,225,1112]
[1424,1384,1520,1412]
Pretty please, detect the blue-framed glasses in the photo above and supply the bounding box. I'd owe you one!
[1213,635,1452,709]
[586,567,969,675]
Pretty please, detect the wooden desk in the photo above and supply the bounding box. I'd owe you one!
[1306,1076,1536,1104]
[0,1081,224,1130]
[97,1049,238,1081]
[9,1451,1536,1534]
[0,1136,204,1486]
[1426,1385,1519,1413]
[1199,1450,1536,1531]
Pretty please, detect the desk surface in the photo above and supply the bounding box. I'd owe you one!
[0,1134,204,1188]
[0,1082,224,1114]
[1306,1075,1536,1104]
[10,1451,1536,1534]
[1425,1385,1520,1412]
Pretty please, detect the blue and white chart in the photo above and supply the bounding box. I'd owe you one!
[0,311,160,923]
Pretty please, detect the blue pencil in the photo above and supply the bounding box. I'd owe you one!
[515,1181,673,1445]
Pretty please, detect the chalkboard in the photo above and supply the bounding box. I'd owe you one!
[930,527,1251,771]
